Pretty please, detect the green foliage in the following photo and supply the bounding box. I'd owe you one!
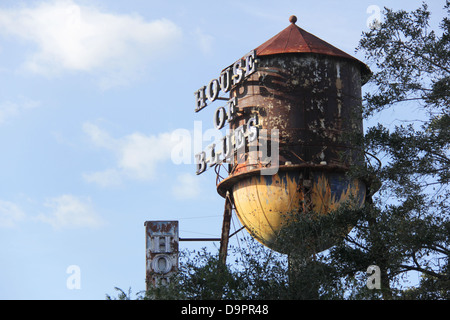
[142,243,289,300]
[358,1,450,117]
[143,237,353,300]
[342,0,450,299]
[106,287,136,300]
[172,249,245,300]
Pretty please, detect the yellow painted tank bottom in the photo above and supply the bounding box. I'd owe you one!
[232,170,365,253]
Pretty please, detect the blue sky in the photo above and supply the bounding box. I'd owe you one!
[0,0,446,300]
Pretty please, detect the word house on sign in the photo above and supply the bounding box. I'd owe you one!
[194,50,258,113]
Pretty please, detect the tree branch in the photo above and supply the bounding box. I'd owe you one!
[398,264,445,279]
[399,42,450,74]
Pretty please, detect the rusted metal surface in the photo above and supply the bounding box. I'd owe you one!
[216,18,370,254]
[219,194,233,264]
[255,17,371,80]
[232,170,365,253]
[217,53,366,193]
[145,221,179,289]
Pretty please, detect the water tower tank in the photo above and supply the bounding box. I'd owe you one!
[217,16,371,254]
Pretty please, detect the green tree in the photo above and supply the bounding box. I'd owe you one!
[329,0,450,299]
[143,242,289,300]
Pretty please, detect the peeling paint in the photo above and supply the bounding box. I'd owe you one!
[144,221,179,289]
[217,49,367,254]
[232,170,365,252]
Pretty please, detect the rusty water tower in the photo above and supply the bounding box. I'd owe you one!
[216,16,371,255]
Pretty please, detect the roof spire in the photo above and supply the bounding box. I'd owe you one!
[289,15,297,24]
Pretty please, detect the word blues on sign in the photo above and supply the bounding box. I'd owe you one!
[195,116,259,175]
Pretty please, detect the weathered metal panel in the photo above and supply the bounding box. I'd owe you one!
[231,54,363,171]
[144,221,179,289]
[216,34,369,254]
[254,18,371,80]
[218,53,365,193]
[232,170,365,253]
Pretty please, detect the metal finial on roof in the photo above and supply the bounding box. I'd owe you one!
[289,15,297,24]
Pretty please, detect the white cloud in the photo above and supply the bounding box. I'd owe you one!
[0,200,25,228]
[82,169,122,188]
[193,27,214,55]
[172,173,201,200]
[82,121,115,149]
[83,122,178,186]
[37,194,103,229]
[0,0,182,87]
[83,123,205,199]
[118,131,176,180]
[0,98,40,124]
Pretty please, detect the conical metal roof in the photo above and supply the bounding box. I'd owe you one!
[255,15,371,79]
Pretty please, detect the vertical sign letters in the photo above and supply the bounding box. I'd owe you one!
[145,221,179,289]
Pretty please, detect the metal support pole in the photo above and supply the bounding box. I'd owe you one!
[219,192,233,264]
[179,238,220,242]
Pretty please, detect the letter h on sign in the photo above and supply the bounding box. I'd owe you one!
[145,221,179,290]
